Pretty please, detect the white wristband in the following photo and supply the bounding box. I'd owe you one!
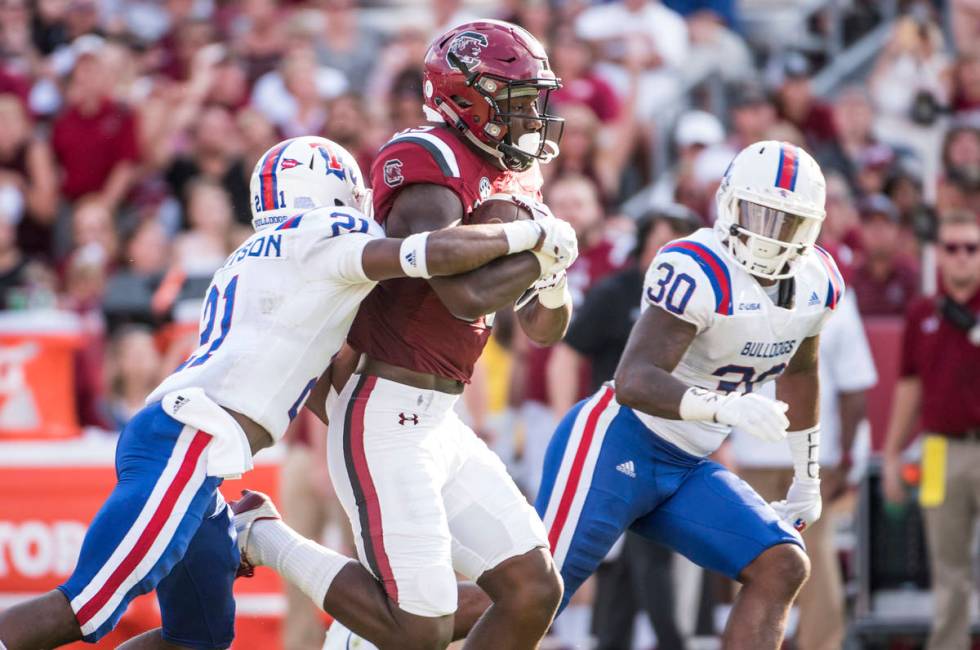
[399,232,430,278]
[678,386,728,421]
[788,425,820,480]
[502,220,542,254]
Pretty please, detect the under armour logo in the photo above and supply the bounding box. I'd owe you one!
[398,412,419,426]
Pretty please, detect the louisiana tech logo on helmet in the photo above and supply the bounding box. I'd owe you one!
[447,31,488,69]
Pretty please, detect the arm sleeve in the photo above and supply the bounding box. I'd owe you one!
[641,249,719,334]
[302,232,374,284]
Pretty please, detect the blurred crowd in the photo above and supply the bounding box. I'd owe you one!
[0,0,978,648]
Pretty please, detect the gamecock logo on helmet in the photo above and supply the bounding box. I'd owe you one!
[447,31,489,69]
[383,159,404,187]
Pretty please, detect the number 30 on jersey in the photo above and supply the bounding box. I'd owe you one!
[646,262,695,315]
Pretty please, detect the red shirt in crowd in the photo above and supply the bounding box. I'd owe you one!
[52,100,139,200]
[900,287,980,436]
[524,238,622,404]
[851,258,920,316]
[552,74,620,122]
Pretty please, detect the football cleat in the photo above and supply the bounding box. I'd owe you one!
[229,489,282,578]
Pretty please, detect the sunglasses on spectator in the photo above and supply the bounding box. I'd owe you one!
[941,241,980,255]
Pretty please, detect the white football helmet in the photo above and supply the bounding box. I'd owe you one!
[714,141,826,280]
[249,136,371,231]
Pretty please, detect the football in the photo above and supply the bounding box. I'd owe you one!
[466,196,532,225]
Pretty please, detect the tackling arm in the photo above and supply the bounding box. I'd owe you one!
[385,184,542,320]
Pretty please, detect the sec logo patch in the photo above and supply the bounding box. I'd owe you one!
[479,176,491,199]
[383,159,404,187]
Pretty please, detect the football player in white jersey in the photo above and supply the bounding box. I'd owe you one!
[234,140,844,650]
[0,136,577,650]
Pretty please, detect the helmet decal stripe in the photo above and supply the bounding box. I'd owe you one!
[276,215,303,231]
[268,144,289,209]
[259,141,291,211]
[813,245,843,309]
[662,241,733,315]
[774,144,799,192]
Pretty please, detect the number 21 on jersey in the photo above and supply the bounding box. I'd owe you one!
[176,275,239,371]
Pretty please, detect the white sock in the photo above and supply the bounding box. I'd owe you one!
[250,519,353,608]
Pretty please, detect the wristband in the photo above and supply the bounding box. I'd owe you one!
[678,386,728,421]
[502,220,542,254]
[399,232,430,278]
[788,425,821,480]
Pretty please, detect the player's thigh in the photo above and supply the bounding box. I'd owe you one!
[533,388,651,611]
[326,374,456,618]
[58,404,220,642]
[156,497,239,650]
[444,417,549,582]
[631,460,803,581]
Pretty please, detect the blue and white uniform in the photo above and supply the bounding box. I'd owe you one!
[535,228,844,610]
[59,207,383,648]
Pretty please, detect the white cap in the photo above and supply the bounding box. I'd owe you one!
[675,110,725,148]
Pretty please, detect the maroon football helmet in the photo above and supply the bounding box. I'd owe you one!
[423,20,563,171]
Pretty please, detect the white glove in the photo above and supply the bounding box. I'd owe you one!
[770,477,822,532]
[532,217,578,277]
[509,194,556,221]
[514,271,570,311]
[714,393,790,442]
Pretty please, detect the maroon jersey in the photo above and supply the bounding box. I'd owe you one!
[348,125,543,382]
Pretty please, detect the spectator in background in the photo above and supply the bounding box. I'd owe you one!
[173,179,243,277]
[819,172,862,280]
[550,25,620,123]
[731,290,877,650]
[854,143,896,197]
[950,50,980,118]
[0,185,54,309]
[950,0,980,56]
[323,93,381,183]
[103,219,170,328]
[52,38,139,210]
[575,0,688,118]
[315,0,383,95]
[231,0,288,83]
[236,106,279,174]
[937,121,980,216]
[851,194,920,316]
[883,211,980,650]
[677,4,753,85]
[0,94,58,257]
[162,104,251,227]
[728,81,777,150]
[62,242,109,429]
[771,52,837,150]
[70,197,118,267]
[364,25,428,126]
[251,44,347,138]
[821,86,886,190]
[104,325,162,430]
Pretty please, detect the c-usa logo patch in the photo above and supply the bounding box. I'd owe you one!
[383,159,404,187]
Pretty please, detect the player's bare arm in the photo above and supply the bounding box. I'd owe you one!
[386,183,543,320]
[776,334,820,430]
[613,306,697,418]
[515,295,571,346]
[360,221,548,282]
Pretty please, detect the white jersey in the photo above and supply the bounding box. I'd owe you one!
[148,206,384,441]
[633,228,845,456]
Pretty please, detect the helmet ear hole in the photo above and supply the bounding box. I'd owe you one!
[451,95,472,108]
[334,198,345,207]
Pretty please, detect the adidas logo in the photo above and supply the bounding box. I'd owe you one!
[616,461,636,478]
[404,251,417,268]
[808,291,820,306]
[172,395,189,413]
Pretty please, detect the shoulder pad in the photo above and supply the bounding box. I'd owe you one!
[375,128,462,184]
[276,206,382,238]
[644,239,733,332]
[811,245,845,311]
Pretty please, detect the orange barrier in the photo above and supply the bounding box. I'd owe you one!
[0,438,285,649]
[0,312,83,440]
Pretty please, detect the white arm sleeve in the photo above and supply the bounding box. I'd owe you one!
[641,249,719,334]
